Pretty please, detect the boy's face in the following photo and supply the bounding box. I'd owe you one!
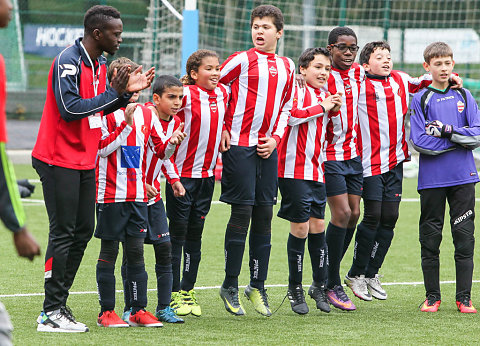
[191,56,220,90]
[300,54,331,90]
[251,16,282,54]
[328,35,358,70]
[364,48,392,76]
[129,92,140,103]
[153,86,183,118]
[423,56,454,85]
[97,18,123,55]
[0,0,12,28]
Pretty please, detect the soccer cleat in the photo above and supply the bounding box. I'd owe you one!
[181,289,202,317]
[156,306,185,323]
[244,285,272,317]
[37,307,89,332]
[219,286,245,316]
[365,274,387,300]
[420,296,441,312]
[287,285,309,315]
[308,283,331,313]
[97,310,129,328]
[128,309,163,327]
[122,309,131,323]
[344,274,372,301]
[170,291,192,316]
[456,297,477,313]
[327,285,356,311]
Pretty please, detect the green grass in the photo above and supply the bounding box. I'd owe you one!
[2,164,480,344]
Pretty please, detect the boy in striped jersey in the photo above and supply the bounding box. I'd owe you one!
[218,5,295,316]
[119,74,185,324]
[345,41,461,302]
[95,61,187,328]
[277,47,342,315]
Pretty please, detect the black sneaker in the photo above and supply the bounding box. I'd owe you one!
[308,283,331,313]
[287,285,309,315]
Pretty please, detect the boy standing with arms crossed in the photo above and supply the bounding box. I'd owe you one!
[410,42,480,313]
[218,5,295,316]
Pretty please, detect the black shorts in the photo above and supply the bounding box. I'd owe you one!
[165,176,215,222]
[95,202,148,241]
[324,156,363,197]
[362,163,403,202]
[220,145,278,206]
[278,178,326,223]
[145,200,170,244]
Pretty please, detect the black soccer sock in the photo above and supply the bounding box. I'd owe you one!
[365,226,394,278]
[121,264,131,311]
[326,222,347,288]
[181,239,202,292]
[127,264,148,314]
[223,228,247,289]
[96,262,116,313]
[308,232,327,286]
[348,222,377,277]
[287,233,306,288]
[155,264,173,311]
[249,232,271,290]
[341,227,356,259]
[170,221,188,293]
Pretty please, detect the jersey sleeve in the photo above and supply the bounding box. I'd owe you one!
[161,157,180,184]
[288,85,327,126]
[53,52,129,122]
[272,59,296,144]
[97,112,132,158]
[219,51,243,85]
[409,95,455,155]
[405,72,432,94]
[150,115,176,160]
[448,89,480,149]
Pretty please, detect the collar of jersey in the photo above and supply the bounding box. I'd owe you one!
[331,63,357,74]
[190,84,218,95]
[76,38,106,68]
[427,85,450,94]
[306,82,321,92]
[252,48,276,58]
[366,72,390,80]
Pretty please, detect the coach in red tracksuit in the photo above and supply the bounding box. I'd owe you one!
[32,5,154,333]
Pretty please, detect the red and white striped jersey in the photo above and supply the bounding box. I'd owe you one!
[323,63,365,162]
[358,70,431,177]
[220,48,295,147]
[144,114,181,205]
[278,84,331,182]
[174,84,230,178]
[96,105,175,204]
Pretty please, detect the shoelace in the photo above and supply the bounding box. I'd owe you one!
[419,295,439,308]
[189,290,198,304]
[458,296,471,307]
[334,286,349,302]
[371,274,384,286]
[312,286,328,301]
[258,288,270,308]
[227,287,241,306]
[288,287,306,304]
[61,306,77,323]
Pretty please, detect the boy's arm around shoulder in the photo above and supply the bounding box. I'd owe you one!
[219,51,244,85]
[409,93,455,156]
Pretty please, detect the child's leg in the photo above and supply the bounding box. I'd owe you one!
[153,241,173,311]
[125,234,148,314]
[249,205,272,290]
[419,187,446,299]
[342,193,362,258]
[288,222,308,289]
[181,177,215,292]
[447,183,475,301]
[97,239,119,313]
[120,244,130,312]
[308,218,326,286]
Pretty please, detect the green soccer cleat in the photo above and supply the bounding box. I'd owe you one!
[219,286,245,316]
[170,291,192,316]
[180,289,202,317]
[156,306,185,323]
[244,285,272,317]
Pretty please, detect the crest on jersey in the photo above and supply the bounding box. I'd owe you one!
[141,125,147,135]
[269,65,277,77]
[457,100,465,113]
[210,102,218,113]
[345,84,352,94]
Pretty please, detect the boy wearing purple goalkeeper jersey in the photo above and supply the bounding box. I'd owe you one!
[410,42,480,314]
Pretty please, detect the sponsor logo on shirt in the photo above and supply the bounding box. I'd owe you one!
[436,95,454,102]
[269,65,277,77]
[457,100,465,113]
[60,63,77,78]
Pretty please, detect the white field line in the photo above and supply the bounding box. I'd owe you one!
[1,281,480,298]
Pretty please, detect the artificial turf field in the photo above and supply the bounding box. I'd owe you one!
[2,164,480,345]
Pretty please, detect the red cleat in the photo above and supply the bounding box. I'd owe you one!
[97,310,129,327]
[129,309,163,327]
[456,299,477,313]
[420,297,441,312]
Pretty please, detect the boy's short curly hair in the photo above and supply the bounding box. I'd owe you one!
[107,57,139,82]
[328,26,357,45]
[423,42,453,64]
[84,5,121,35]
[298,47,331,71]
[250,5,284,32]
[359,41,391,65]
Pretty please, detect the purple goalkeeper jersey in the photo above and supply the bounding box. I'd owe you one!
[409,86,480,190]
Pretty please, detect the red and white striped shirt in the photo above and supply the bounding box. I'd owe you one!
[174,84,230,178]
[220,48,295,147]
[358,70,431,177]
[96,105,175,204]
[278,84,331,182]
[144,114,181,204]
[323,63,365,162]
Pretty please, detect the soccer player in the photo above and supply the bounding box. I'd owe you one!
[95,80,186,327]
[165,50,230,317]
[33,5,154,332]
[218,5,295,316]
[410,42,480,313]
[0,0,41,343]
[277,47,341,314]
[320,26,364,311]
[120,74,185,324]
